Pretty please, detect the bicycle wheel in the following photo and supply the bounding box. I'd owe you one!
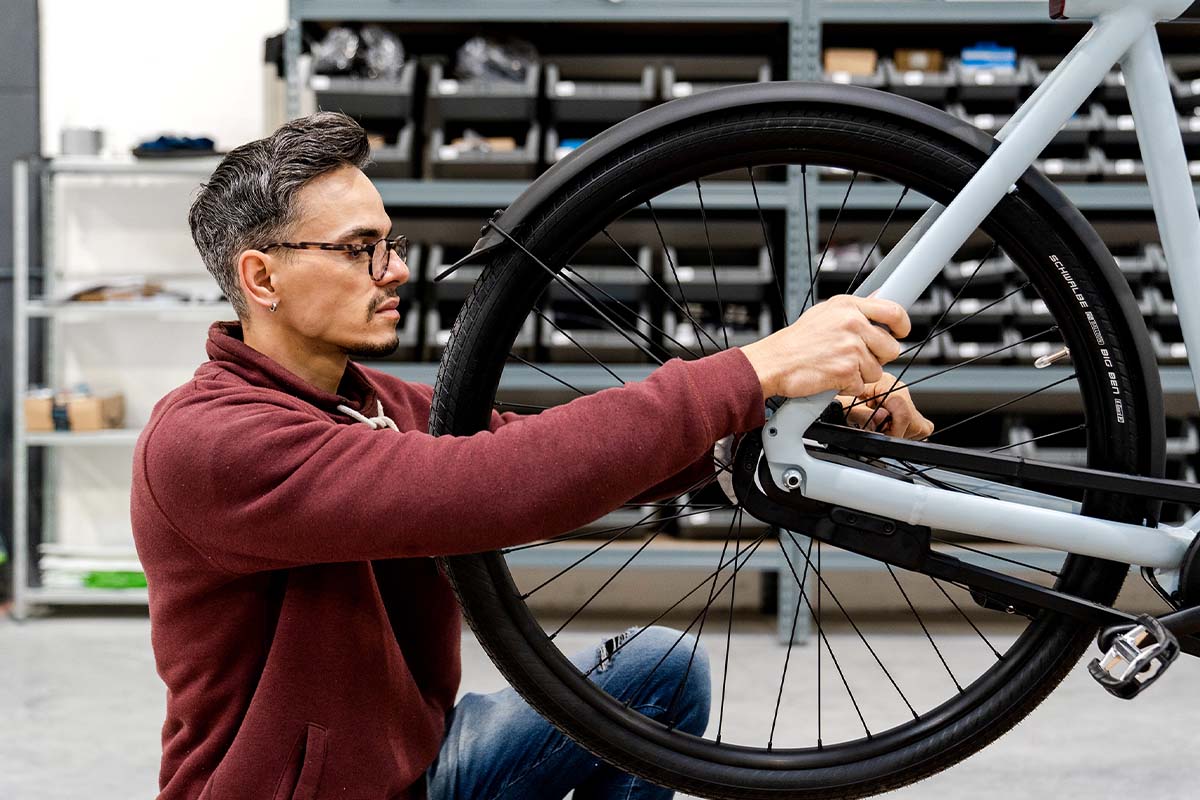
[428,99,1160,798]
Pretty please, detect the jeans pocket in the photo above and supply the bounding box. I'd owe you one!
[272,723,329,800]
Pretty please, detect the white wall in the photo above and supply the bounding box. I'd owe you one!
[37,0,288,554]
[40,0,287,156]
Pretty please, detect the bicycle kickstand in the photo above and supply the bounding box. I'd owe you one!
[1088,615,1181,700]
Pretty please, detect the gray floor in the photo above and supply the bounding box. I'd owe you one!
[2,609,1198,800]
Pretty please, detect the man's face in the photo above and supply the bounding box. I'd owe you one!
[265,165,410,358]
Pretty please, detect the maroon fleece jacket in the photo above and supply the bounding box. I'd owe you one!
[130,320,766,800]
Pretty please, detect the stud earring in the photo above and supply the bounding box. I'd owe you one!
[269,301,278,313]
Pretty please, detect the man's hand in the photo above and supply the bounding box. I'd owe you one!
[739,294,911,400]
[836,372,934,441]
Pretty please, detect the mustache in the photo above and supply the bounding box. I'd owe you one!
[370,292,399,313]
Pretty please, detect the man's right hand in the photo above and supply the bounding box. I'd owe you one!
[738,294,911,400]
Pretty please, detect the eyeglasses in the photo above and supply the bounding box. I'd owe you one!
[260,235,408,281]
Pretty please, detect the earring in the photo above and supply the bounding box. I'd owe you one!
[269,301,278,313]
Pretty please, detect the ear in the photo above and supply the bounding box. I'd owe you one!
[238,248,277,314]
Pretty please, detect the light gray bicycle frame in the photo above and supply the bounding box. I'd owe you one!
[762,0,1200,571]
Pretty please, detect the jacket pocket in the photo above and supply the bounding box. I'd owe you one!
[273,723,328,800]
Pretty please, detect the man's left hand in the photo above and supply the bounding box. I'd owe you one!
[837,372,934,441]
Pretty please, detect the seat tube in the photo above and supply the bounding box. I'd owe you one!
[1123,27,1200,415]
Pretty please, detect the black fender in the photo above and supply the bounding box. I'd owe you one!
[449,80,1166,491]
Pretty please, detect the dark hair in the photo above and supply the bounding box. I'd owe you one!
[188,111,371,320]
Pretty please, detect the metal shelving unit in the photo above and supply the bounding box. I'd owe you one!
[11,1,1199,629]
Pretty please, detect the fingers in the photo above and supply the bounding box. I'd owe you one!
[861,320,902,366]
[844,372,936,441]
[856,297,912,339]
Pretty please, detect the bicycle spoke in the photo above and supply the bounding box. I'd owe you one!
[931,578,1004,660]
[560,266,700,359]
[520,473,720,602]
[493,400,551,412]
[748,168,788,322]
[694,179,730,349]
[886,565,962,692]
[507,352,587,395]
[864,243,999,430]
[796,168,858,340]
[712,508,744,738]
[647,198,710,356]
[769,535,815,748]
[487,221,668,363]
[932,537,1062,578]
[814,172,858,275]
[664,507,744,730]
[800,165,816,317]
[601,228,724,354]
[847,326,1060,412]
[776,535,873,743]
[502,507,727,553]
[847,185,909,296]
[922,373,1078,443]
[599,530,771,687]
[897,281,1032,358]
[532,306,626,385]
[547,477,729,638]
[785,530,917,717]
[817,539,823,746]
[993,423,1087,454]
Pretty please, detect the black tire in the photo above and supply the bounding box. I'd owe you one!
[428,105,1154,798]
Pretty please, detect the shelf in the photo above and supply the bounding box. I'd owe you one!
[43,156,223,176]
[816,182,1200,211]
[25,429,142,447]
[817,1,1052,24]
[373,179,792,210]
[292,0,796,22]
[22,586,149,606]
[365,363,1199,404]
[26,300,233,320]
[18,543,1068,610]
[18,367,1197,451]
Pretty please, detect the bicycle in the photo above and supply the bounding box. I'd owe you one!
[427,1,1200,797]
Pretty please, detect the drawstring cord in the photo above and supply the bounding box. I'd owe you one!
[336,399,400,432]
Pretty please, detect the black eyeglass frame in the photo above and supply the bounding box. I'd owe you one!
[260,235,408,280]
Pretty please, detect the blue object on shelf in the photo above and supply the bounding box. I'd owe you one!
[132,135,219,159]
[559,138,588,151]
[962,42,1017,71]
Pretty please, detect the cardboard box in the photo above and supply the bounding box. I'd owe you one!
[24,395,55,432]
[895,49,945,73]
[66,392,125,432]
[824,49,878,77]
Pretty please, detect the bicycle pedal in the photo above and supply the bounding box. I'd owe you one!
[1087,614,1180,700]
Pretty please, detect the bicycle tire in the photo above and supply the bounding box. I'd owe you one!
[429,102,1158,798]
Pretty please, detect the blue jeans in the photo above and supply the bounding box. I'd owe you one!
[424,624,711,800]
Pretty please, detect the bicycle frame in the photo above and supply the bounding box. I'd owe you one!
[763,0,1200,572]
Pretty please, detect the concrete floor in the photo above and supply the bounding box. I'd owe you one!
[2,608,1198,800]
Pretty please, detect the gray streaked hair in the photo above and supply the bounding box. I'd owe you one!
[188,111,372,321]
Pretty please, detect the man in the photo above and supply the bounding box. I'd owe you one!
[131,111,932,800]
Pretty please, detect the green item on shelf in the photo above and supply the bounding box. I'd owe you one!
[84,571,147,589]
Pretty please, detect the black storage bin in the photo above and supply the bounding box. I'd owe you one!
[953,57,1037,103]
[884,57,954,105]
[545,56,657,122]
[310,61,417,118]
[661,56,771,100]
[364,121,415,179]
[425,61,538,124]
[426,121,540,179]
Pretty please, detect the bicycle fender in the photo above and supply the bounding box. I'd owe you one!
[452,80,1166,494]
